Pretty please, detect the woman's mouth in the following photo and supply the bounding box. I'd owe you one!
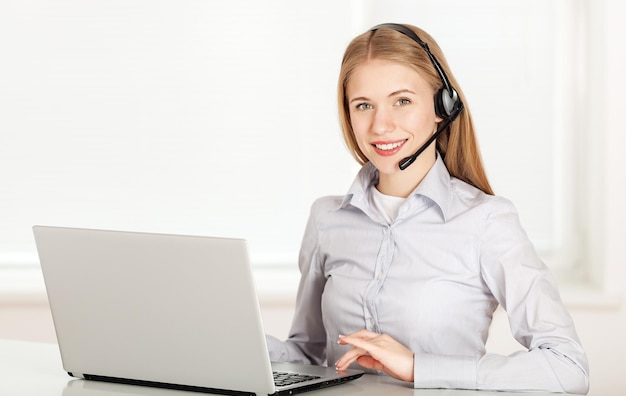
[372,140,407,156]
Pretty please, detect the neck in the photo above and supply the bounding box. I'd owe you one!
[376,151,436,198]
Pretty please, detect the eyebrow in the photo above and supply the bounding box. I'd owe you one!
[349,89,417,103]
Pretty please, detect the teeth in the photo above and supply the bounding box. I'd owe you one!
[374,141,403,150]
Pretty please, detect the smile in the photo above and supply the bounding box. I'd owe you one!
[374,141,404,151]
[371,140,407,156]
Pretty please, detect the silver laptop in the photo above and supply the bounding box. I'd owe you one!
[33,225,363,396]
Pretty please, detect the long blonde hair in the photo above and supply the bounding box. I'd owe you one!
[337,24,494,195]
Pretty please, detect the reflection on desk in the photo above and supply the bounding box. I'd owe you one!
[0,339,581,396]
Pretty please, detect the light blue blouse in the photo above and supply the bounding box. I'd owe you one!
[266,154,589,394]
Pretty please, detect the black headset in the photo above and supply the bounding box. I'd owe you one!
[369,23,464,170]
[370,23,463,120]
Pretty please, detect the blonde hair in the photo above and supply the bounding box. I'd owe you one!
[338,24,494,195]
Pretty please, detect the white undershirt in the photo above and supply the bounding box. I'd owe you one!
[369,186,407,224]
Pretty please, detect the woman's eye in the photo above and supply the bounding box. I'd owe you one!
[355,103,372,111]
[396,98,411,106]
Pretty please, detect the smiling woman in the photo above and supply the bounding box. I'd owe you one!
[264,22,589,394]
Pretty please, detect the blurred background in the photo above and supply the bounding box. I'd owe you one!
[1,1,624,394]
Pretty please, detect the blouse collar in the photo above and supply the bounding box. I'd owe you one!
[340,153,452,222]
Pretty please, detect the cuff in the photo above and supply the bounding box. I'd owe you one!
[413,353,477,389]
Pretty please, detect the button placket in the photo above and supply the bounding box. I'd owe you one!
[362,226,395,333]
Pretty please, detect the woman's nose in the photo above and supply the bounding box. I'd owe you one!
[372,107,395,135]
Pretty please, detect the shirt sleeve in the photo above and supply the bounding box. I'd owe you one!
[265,200,328,365]
[414,197,590,394]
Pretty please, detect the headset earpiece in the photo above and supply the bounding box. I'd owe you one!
[434,87,460,120]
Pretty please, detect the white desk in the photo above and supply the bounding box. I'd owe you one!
[0,339,577,396]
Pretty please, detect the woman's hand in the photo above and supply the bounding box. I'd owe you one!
[335,329,414,382]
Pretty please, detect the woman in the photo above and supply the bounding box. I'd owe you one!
[266,23,589,394]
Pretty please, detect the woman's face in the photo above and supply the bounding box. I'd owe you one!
[346,59,442,176]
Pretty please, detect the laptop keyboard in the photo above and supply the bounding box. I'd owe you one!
[273,371,320,387]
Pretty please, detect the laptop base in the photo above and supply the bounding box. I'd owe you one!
[70,371,364,396]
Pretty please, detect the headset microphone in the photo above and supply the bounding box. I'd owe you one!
[370,23,464,171]
[398,102,463,170]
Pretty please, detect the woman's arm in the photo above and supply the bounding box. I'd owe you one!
[469,198,589,393]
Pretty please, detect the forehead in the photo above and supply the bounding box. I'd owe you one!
[346,59,432,98]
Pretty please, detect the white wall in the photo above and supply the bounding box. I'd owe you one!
[0,0,360,266]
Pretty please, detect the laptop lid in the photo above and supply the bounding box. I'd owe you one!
[33,226,362,396]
